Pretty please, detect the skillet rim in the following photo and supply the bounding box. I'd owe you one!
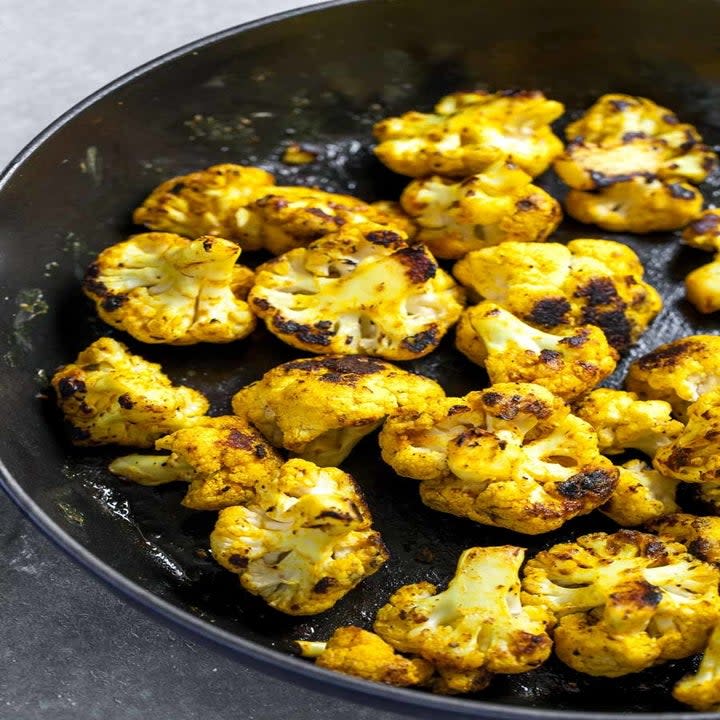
[0,1,713,717]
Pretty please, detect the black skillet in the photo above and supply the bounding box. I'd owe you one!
[2,0,720,717]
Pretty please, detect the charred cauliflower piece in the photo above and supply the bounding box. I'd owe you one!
[625,335,720,420]
[51,337,208,447]
[683,209,720,252]
[654,388,720,483]
[249,224,465,360]
[522,530,720,677]
[380,383,618,534]
[133,164,275,249]
[297,627,434,687]
[686,258,720,314]
[649,513,720,568]
[374,545,554,692]
[235,186,416,256]
[108,416,284,511]
[210,459,388,615]
[373,90,564,178]
[674,623,720,711]
[456,302,617,402]
[574,389,683,457]
[232,355,445,466]
[601,459,680,527]
[454,239,661,353]
[399,160,561,259]
[83,233,256,345]
[554,94,716,233]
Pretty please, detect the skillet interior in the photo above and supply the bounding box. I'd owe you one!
[2,0,720,714]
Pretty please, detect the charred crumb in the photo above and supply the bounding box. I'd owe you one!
[57,377,86,398]
[272,317,333,346]
[254,444,267,459]
[556,469,615,500]
[401,326,438,354]
[527,298,571,328]
[395,246,437,283]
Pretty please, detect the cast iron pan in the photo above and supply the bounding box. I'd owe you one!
[2,0,720,716]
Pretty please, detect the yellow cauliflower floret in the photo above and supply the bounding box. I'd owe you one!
[249,223,465,360]
[601,459,680,527]
[374,546,554,687]
[232,355,444,466]
[210,459,388,615]
[649,514,720,568]
[686,257,720,314]
[682,209,720,252]
[83,233,256,345]
[654,388,720,483]
[51,337,208,447]
[234,186,416,255]
[133,164,275,249]
[373,90,564,178]
[456,302,617,402]
[522,530,720,677]
[625,335,720,419]
[297,627,434,687]
[380,384,617,534]
[108,416,284,511]
[673,622,720,711]
[573,388,683,457]
[399,160,561,259]
[454,239,661,353]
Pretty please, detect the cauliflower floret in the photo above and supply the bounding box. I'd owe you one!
[133,164,275,249]
[373,545,554,689]
[454,239,662,353]
[682,209,720,252]
[248,224,465,360]
[83,233,256,345]
[686,257,720,314]
[398,161,561,259]
[573,389,683,457]
[379,383,618,534]
[51,337,208,447]
[232,355,445,466]
[654,388,720,483]
[234,186,416,256]
[296,627,434,687]
[456,302,617,401]
[673,622,720,711]
[522,530,720,677]
[373,90,564,178]
[210,459,388,615]
[108,416,284,510]
[564,177,703,233]
[649,514,720,568]
[625,335,720,419]
[601,459,680,527]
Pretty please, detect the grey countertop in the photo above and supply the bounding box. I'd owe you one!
[0,2,414,718]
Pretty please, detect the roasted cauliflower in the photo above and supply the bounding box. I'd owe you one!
[108,416,283,510]
[682,209,720,252]
[453,239,662,353]
[234,186,416,255]
[625,334,720,419]
[600,459,680,527]
[686,259,720,314]
[373,545,554,694]
[522,530,720,677]
[648,513,720,568]
[210,459,388,615]
[133,163,275,249]
[573,388,683,457]
[379,383,618,534]
[455,302,617,401]
[51,337,208,447]
[398,160,561,259]
[296,627,434,687]
[249,223,465,360]
[232,354,445,466]
[673,622,720,711]
[373,90,564,178]
[83,233,256,345]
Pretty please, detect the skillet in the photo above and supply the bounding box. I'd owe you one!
[2,0,720,716]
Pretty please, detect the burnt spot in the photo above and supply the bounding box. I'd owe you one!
[622,131,647,142]
[313,577,339,594]
[284,355,387,379]
[588,170,647,189]
[516,198,537,212]
[609,580,662,608]
[316,510,352,521]
[644,538,669,562]
[663,446,693,471]
[82,264,110,297]
[688,538,715,563]
[117,393,134,410]
[306,207,340,223]
[228,554,249,568]
[556,469,615,500]
[512,632,551,657]
[401,327,439,354]
[703,154,717,172]
[395,246,437,283]
[252,297,271,312]
[635,339,702,370]
[67,424,91,442]
[574,277,621,307]
[662,113,679,125]
[609,98,632,111]
[57,377,86,398]
[254,444,267,459]
[226,429,254,450]
[272,317,333,346]
[688,212,720,236]
[482,392,503,407]
[202,238,214,251]
[448,404,471,416]
[581,308,632,352]
[454,427,496,447]
[256,195,288,211]
[667,182,697,201]
[558,328,590,348]
[101,294,128,312]
[482,392,552,420]
[527,298,571,328]
[539,348,563,367]
[366,229,402,246]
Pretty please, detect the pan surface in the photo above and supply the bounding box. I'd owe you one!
[2,0,720,716]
